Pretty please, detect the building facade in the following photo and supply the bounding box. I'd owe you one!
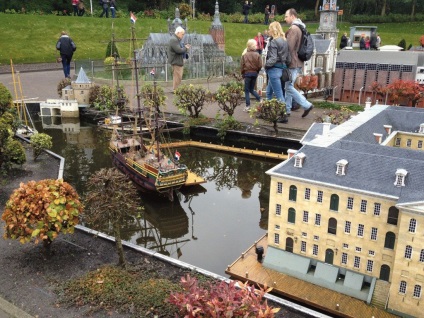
[264,106,424,317]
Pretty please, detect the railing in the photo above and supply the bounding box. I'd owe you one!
[74,59,241,82]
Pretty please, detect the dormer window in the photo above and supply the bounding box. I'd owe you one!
[336,159,348,176]
[394,169,408,187]
[294,152,306,168]
[419,124,424,134]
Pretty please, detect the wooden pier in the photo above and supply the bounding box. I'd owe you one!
[226,235,398,318]
[160,140,287,161]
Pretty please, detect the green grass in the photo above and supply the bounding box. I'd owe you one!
[0,13,422,66]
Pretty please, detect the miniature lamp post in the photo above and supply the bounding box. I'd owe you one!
[365,97,372,110]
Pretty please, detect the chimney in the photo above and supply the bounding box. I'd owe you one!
[373,133,383,144]
[323,122,331,136]
[384,125,392,135]
[287,149,297,159]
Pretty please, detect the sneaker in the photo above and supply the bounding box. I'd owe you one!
[302,105,314,118]
[277,117,288,123]
[243,106,251,112]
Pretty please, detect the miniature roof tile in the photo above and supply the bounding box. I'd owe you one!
[75,67,91,84]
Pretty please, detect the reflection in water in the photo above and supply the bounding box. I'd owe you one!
[35,117,277,275]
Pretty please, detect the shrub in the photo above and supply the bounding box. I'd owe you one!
[2,179,82,248]
[168,274,280,317]
[3,138,26,167]
[178,3,192,19]
[315,106,354,125]
[30,132,52,160]
[252,98,285,135]
[90,84,128,111]
[398,39,406,50]
[174,84,212,118]
[141,83,166,109]
[0,83,13,116]
[215,81,244,117]
[105,40,120,58]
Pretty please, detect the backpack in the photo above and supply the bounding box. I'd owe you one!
[296,24,314,62]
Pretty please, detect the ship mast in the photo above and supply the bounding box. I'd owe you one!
[131,25,144,149]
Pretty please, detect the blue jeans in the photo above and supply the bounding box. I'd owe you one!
[61,54,72,78]
[244,14,249,23]
[266,67,285,103]
[110,7,116,18]
[244,74,261,107]
[284,67,312,114]
[100,7,109,17]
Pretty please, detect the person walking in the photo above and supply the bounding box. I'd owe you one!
[168,26,190,92]
[254,32,265,55]
[241,39,262,112]
[72,0,79,16]
[77,0,85,16]
[56,31,77,79]
[376,34,381,48]
[264,5,270,25]
[264,21,290,122]
[100,0,109,18]
[243,1,252,24]
[283,8,314,118]
[110,0,117,18]
[359,35,366,50]
[339,32,348,49]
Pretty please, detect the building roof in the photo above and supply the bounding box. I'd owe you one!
[269,106,424,207]
[336,50,424,65]
[313,38,333,54]
[75,67,91,84]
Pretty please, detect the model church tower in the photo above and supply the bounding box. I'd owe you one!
[209,1,225,51]
[316,0,339,40]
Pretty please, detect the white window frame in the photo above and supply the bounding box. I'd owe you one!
[304,188,311,200]
[315,213,321,226]
[301,241,306,253]
[317,190,323,203]
[336,159,348,176]
[344,221,351,234]
[276,204,281,216]
[418,140,423,149]
[366,259,374,272]
[277,182,283,194]
[347,197,354,210]
[343,243,349,249]
[405,245,412,259]
[357,224,364,237]
[420,249,424,262]
[303,211,309,223]
[355,246,362,253]
[409,218,417,233]
[399,281,407,294]
[373,203,381,216]
[312,244,319,256]
[407,139,412,147]
[395,169,408,187]
[395,137,401,146]
[274,233,280,244]
[341,253,348,265]
[360,200,367,213]
[413,285,422,298]
[370,227,378,241]
[368,250,375,257]
[354,256,361,269]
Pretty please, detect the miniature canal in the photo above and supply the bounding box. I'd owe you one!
[35,117,285,277]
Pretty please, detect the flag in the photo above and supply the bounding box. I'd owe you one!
[150,68,155,76]
[174,151,181,161]
[130,12,137,24]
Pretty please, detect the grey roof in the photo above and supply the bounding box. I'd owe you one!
[75,67,91,84]
[270,106,424,205]
[336,50,424,65]
[313,38,332,54]
[300,122,337,144]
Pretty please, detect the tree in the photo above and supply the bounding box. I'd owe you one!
[83,168,142,267]
[30,133,53,160]
[0,83,13,116]
[2,179,82,251]
[296,75,318,99]
[252,98,285,135]
[387,80,424,106]
[174,84,212,118]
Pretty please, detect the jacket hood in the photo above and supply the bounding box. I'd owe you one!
[292,18,305,28]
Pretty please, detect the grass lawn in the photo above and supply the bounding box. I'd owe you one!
[0,14,422,65]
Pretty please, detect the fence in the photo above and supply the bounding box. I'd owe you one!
[74,58,241,83]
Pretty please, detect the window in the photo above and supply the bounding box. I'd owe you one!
[413,285,422,298]
[384,232,396,249]
[317,190,323,203]
[330,194,339,211]
[294,153,305,168]
[301,241,306,253]
[399,281,407,294]
[347,197,354,210]
[343,243,349,249]
[274,225,280,230]
[395,169,408,187]
[313,244,319,256]
[366,260,374,272]
[328,218,337,235]
[354,256,361,269]
[418,140,423,149]
[405,245,412,259]
[304,188,311,200]
[345,221,351,234]
[373,203,381,216]
[341,253,348,265]
[395,137,401,146]
[336,159,348,175]
[303,211,309,223]
[315,214,321,226]
[420,249,424,262]
[274,233,280,244]
[409,219,417,233]
[288,208,296,224]
[407,139,412,147]
[387,207,399,225]
[355,247,362,252]
[357,224,364,237]
[360,200,367,213]
[301,232,307,237]
[289,185,297,201]
[277,182,283,194]
[275,204,281,216]
[370,227,378,241]
[313,235,319,241]
[369,250,375,256]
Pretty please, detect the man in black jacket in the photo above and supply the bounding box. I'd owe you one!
[56,31,77,78]
[243,1,252,24]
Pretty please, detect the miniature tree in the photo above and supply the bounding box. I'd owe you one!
[296,75,318,99]
[30,133,53,161]
[141,83,166,109]
[2,179,82,251]
[252,98,286,135]
[387,80,424,107]
[83,168,142,267]
[174,84,212,118]
[0,83,13,116]
[215,81,244,117]
[169,274,280,317]
[106,40,120,58]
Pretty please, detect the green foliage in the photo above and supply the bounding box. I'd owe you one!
[59,265,181,316]
[253,99,285,135]
[84,168,142,267]
[315,107,354,125]
[168,274,280,317]
[0,83,13,116]
[105,40,120,58]
[178,3,192,19]
[215,115,242,141]
[314,101,364,112]
[175,84,212,118]
[349,13,424,24]
[90,84,128,111]
[57,78,72,98]
[30,132,52,160]
[141,83,166,109]
[215,81,244,117]
[3,138,26,167]
[2,179,82,246]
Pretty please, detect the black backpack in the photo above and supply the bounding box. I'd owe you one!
[296,24,314,62]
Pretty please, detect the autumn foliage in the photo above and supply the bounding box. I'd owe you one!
[2,179,82,247]
[168,274,280,317]
[370,80,424,107]
[296,75,318,98]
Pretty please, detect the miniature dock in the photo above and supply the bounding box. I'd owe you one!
[225,235,398,318]
[160,140,287,161]
[185,169,205,186]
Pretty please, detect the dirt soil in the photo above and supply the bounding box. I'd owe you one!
[0,142,310,318]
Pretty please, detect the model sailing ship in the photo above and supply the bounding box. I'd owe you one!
[109,27,188,201]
